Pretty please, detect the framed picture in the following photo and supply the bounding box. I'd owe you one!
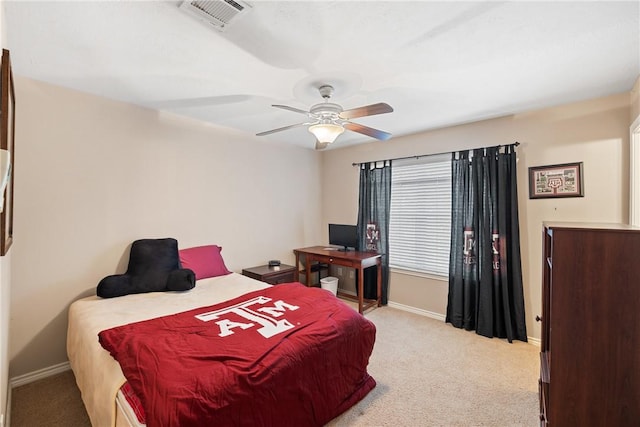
[528,162,584,199]
[1,49,15,256]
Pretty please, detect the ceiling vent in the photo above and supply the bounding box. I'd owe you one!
[179,0,252,32]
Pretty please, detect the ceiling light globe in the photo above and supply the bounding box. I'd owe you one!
[308,123,345,144]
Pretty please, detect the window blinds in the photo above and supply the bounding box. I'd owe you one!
[389,155,452,276]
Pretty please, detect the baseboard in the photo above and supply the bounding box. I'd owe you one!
[386,301,447,322]
[342,293,541,345]
[527,336,541,347]
[337,288,356,297]
[337,289,448,322]
[9,361,70,389]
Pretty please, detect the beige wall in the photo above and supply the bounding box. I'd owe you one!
[631,76,640,226]
[631,76,640,122]
[322,92,631,341]
[8,77,323,377]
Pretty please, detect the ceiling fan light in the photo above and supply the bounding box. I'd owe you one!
[308,123,344,143]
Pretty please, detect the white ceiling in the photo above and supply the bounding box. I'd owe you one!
[4,1,639,150]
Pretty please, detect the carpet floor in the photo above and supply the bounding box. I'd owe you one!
[10,305,539,426]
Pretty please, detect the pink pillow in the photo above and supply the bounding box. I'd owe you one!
[179,245,231,280]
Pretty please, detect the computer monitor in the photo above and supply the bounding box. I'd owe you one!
[328,224,358,251]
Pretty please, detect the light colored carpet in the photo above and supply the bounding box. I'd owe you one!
[10,305,538,426]
[329,306,539,426]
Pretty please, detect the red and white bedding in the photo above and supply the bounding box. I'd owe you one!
[117,382,146,426]
[99,282,376,426]
[67,273,376,427]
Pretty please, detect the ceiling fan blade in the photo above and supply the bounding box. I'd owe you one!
[343,122,392,141]
[315,141,330,150]
[339,103,394,119]
[272,104,310,115]
[256,122,308,136]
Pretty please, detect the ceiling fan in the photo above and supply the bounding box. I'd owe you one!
[257,85,394,150]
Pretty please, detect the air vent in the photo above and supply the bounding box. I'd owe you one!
[179,0,252,32]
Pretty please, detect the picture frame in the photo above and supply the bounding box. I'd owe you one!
[528,162,584,199]
[1,49,15,256]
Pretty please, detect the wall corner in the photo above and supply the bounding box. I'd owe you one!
[631,75,640,124]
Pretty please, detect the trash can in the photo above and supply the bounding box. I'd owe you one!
[320,276,338,296]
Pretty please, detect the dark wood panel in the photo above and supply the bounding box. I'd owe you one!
[540,224,640,427]
[242,264,296,285]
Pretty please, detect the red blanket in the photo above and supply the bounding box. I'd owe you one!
[99,283,376,427]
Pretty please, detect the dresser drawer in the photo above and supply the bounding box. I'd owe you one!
[263,270,295,285]
[242,264,296,285]
[311,254,357,268]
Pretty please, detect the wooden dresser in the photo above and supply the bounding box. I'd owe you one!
[538,222,640,426]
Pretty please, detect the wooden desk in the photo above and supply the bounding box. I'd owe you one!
[293,246,382,314]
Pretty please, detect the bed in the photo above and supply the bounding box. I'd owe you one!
[67,272,376,427]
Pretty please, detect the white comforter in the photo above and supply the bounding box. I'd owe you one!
[67,273,271,427]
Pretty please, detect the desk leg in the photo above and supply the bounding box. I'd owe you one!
[376,258,382,307]
[305,256,312,287]
[357,265,364,314]
[294,252,300,282]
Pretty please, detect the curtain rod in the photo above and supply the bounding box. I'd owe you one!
[351,141,520,167]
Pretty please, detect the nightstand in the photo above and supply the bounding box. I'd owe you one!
[242,264,297,285]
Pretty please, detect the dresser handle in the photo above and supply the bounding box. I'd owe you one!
[535,315,542,322]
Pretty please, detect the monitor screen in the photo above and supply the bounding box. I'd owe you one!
[328,224,358,251]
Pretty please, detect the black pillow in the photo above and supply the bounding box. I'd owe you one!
[97,238,195,298]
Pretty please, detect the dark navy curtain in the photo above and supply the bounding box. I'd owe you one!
[357,161,391,305]
[446,145,527,342]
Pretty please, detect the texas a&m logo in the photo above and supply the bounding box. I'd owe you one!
[195,296,299,338]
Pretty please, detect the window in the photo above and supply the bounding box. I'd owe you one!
[389,154,452,277]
